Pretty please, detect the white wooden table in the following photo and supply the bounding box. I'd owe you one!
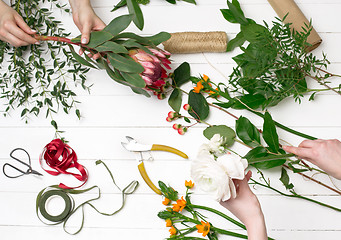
[0,0,341,239]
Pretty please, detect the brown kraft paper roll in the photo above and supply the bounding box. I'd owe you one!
[267,0,322,52]
[162,31,228,54]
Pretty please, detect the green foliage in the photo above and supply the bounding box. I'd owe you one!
[172,62,191,87]
[235,116,260,147]
[112,0,196,30]
[262,111,279,153]
[168,88,182,112]
[221,0,340,109]
[0,0,89,131]
[203,125,236,147]
[158,181,178,201]
[188,90,209,121]
[280,167,294,190]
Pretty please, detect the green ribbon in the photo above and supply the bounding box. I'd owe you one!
[36,160,139,234]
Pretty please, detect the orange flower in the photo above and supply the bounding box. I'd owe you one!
[202,74,209,81]
[196,221,210,237]
[169,226,177,235]
[172,196,187,212]
[162,197,171,205]
[193,81,204,93]
[185,180,194,189]
[165,219,172,227]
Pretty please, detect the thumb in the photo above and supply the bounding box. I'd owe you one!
[80,22,92,44]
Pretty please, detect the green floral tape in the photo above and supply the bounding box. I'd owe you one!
[36,160,139,234]
[38,190,72,222]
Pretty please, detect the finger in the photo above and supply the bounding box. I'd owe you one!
[79,48,84,55]
[92,53,101,60]
[282,145,315,160]
[4,32,29,47]
[14,15,36,34]
[81,22,92,44]
[87,53,93,58]
[8,24,38,45]
[92,20,106,31]
[298,140,321,148]
[245,170,252,182]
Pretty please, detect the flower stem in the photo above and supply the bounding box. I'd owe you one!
[250,178,341,212]
[212,227,248,239]
[191,204,246,230]
[34,35,78,46]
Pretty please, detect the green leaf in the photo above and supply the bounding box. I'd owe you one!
[120,72,146,88]
[104,14,134,36]
[232,94,266,110]
[226,32,246,52]
[235,116,260,147]
[112,0,127,11]
[188,90,209,121]
[51,120,58,130]
[165,0,176,4]
[130,86,151,97]
[223,0,248,25]
[69,45,97,69]
[263,111,279,153]
[95,41,128,53]
[107,52,144,73]
[103,60,129,86]
[126,0,144,30]
[241,23,269,43]
[182,0,196,4]
[173,62,191,87]
[168,88,182,112]
[114,32,153,46]
[75,109,81,119]
[145,32,171,46]
[280,167,294,190]
[244,147,285,169]
[86,31,114,48]
[203,125,236,147]
[157,210,176,220]
[158,181,178,201]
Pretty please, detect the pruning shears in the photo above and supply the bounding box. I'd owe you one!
[121,136,188,195]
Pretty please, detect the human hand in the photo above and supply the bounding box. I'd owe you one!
[283,139,341,180]
[69,0,106,59]
[0,1,38,47]
[220,171,268,240]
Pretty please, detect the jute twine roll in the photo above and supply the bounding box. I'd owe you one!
[162,31,228,54]
[267,0,322,52]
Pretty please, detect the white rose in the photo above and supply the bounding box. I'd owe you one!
[191,152,248,201]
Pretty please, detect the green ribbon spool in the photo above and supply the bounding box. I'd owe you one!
[38,190,72,222]
[36,160,139,235]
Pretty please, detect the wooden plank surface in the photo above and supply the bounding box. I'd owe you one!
[0,0,341,239]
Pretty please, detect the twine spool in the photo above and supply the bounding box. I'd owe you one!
[162,31,228,54]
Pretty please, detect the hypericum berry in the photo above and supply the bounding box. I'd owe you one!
[168,111,178,119]
[183,104,191,111]
[166,117,172,122]
[178,127,187,135]
[173,124,181,130]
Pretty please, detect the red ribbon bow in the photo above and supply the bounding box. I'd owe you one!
[40,139,88,189]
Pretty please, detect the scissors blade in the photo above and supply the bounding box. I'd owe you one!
[30,169,43,176]
[121,136,152,152]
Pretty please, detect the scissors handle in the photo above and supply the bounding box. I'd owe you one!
[151,144,188,159]
[3,163,27,178]
[137,162,162,195]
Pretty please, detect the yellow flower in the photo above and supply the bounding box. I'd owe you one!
[165,219,172,227]
[196,221,210,237]
[193,81,204,93]
[172,196,187,212]
[169,226,177,235]
[185,180,194,189]
[162,197,171,206]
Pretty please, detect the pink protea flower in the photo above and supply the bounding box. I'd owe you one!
[129,48,171,96]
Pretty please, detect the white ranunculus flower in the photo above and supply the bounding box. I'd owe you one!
[191,152,248,201]
[198,134,226,157]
